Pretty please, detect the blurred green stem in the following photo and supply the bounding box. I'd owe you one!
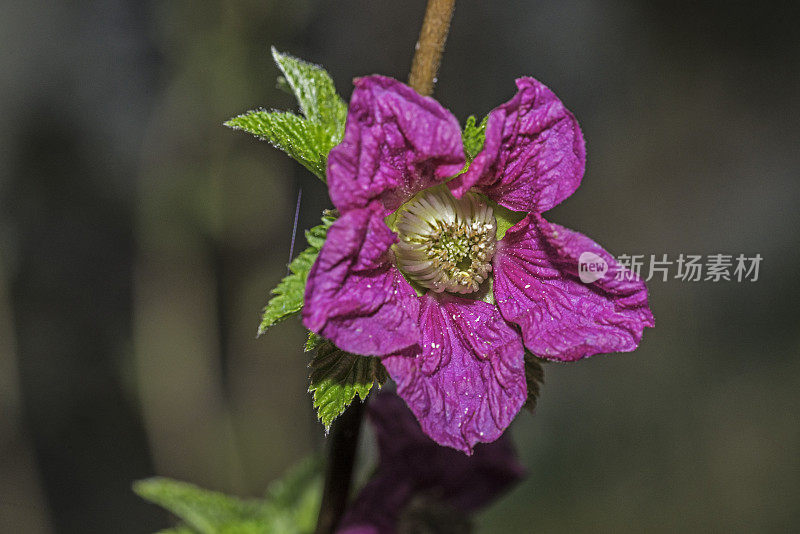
[313,2,456,532]
[0,265,54,533]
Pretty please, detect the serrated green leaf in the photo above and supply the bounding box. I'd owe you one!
[271,48,347,130]
[304,331,325,352]
[225,110,332,180]
[257,215,336,336]
[226,50,347,181]
[257,247,316,334]
[133,478,270,534]
[303,211,337,249]
[523,351,545,413]
[309,340,388,431]
[462,114,488,160]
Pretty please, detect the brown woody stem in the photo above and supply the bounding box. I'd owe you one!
[408,0,457,96]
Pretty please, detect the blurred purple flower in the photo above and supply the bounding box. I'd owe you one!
[337,391,524,534]
[304,75,654,453]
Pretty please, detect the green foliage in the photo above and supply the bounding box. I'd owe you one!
[225,111,334,179]
[257,214,336,336]
[133,478,270,533]
[308,339,388,431]
[271,48,347,129]
[225,49,347,181]
[523,351,545,413]
[304,331,325,352]
[134,458,322,534]
[263,457,323,533]
[462,114,488,160]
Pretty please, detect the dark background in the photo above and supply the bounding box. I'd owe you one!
[1,1,799,532]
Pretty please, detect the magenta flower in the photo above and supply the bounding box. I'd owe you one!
[303,75,654,453]
[337,391,523,534]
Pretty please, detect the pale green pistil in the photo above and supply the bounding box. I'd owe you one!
[392,186,497,294]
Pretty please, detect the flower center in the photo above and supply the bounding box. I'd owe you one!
[392,186,497,294]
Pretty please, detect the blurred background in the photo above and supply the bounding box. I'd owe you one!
[1,0,799,532]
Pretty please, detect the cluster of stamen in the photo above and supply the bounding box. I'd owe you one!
[392,186,497,294]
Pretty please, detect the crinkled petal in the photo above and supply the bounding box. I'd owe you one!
[449,77,585,213]
[493,214,654,361]
[337,391,524,534]
[328,75,465,215]
[302,208,420,356]
[382,294,526,454]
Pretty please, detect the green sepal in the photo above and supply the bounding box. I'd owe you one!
[257,214,336,336]
[308,339,388,431]
[462,114,488,160]
[492,201,526,241]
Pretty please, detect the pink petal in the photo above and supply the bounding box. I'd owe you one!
[302,208,420,356]
[493,214,654,361]
[328,75,465,215]
[382,294,526,454]
[449,77,585,213]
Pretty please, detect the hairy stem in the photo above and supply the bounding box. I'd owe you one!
[314,2,456,532]
[314,401,364,534]
[408,0,457,96]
